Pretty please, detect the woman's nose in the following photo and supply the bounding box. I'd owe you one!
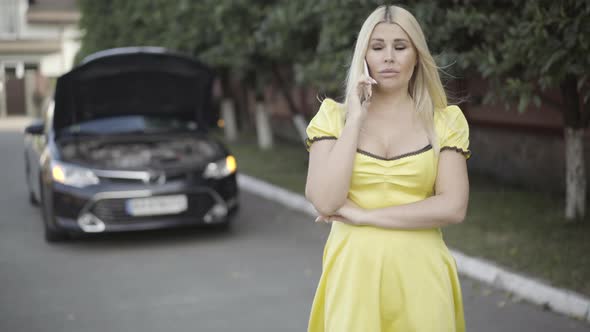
[384,49,395,63]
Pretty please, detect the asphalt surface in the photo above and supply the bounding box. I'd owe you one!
[0,120,588,331]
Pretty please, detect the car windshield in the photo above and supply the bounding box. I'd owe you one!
[61,115,199,136]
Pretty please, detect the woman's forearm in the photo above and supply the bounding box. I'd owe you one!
[360,194,468,229]
[306,114,363,215]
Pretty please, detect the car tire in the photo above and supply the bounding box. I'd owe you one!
[44,222,68,243]
[29,190,39,206]
[40,177,68,243]
[25,156,39,206]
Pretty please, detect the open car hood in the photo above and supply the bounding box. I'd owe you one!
[53,47,214,133]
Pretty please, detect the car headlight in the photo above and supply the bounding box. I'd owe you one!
[203,155,237,179]
[51,161,99,188]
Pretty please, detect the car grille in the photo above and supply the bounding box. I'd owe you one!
[99,172,200,185]
[89,193,216,224]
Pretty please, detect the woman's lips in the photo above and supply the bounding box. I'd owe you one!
[379,69,400,77]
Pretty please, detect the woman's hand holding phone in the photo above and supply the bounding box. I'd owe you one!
[360,60,377,105]
[348,59,377,124]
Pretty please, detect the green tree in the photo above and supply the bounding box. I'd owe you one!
[254,1,322,141]
[444,0,590,221]
[77,0,213,61]
[289,0,590,221]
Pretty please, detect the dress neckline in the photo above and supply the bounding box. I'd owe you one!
[356,144,432,161]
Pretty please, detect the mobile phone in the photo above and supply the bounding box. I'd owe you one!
[362,59,374,103]
[363,59,376,83]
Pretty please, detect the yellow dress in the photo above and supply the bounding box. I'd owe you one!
[305,99,470,332]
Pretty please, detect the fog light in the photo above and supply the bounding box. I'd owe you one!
[77,213,106,233]
[204,204,228,224]
[212,204,228,217]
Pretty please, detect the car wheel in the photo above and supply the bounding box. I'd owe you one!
[44,221,68,243]
[25,156,39,206]
[40,177,68,243]
[29,191,39,206]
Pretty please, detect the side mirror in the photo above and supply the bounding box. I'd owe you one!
[24,121,44,135]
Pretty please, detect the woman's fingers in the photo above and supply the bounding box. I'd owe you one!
[315,215,342,224]
[357,84,370,104]
[347,75,378,122]
[357,75,377,104]
[353,77,375,100]
[315,214,355,224]
[360,75,377,86]
[315,216,331,223]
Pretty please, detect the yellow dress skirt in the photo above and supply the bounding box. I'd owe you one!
[305,99,470,332]
[307,222,465,332]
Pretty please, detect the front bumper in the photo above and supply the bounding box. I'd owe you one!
[50,175,238,233]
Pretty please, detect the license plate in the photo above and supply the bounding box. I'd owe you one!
[125,195,188,216]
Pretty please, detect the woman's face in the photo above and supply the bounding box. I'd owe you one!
[365,23,417,93]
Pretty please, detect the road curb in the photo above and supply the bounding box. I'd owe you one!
[237,174,590,323]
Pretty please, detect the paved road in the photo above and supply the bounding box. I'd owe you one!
[0,121,588,331]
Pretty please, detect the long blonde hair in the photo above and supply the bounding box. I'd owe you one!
[344,5,447,154]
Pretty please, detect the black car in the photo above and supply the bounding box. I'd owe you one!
[24,47,239,242]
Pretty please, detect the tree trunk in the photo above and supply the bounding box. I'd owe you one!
[251,73,273,150]
[271,64,308,144]
[220,98,238,142]
[561,74,586,221]
[219,71,241,139]
[292,113,308,143]
[255,101,273,150]
[564,128,586,221]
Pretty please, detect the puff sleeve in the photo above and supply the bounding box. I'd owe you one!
[439,105,471,159]
[305,98,343,151]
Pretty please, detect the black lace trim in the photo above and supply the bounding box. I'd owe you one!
[305,136,337,149]
[356,144,433,161]
[441,146,472,158]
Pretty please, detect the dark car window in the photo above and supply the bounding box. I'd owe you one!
[61,115,199,135]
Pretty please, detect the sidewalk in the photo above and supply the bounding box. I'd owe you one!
[237,174,590,325]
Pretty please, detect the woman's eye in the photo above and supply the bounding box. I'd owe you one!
[395,46,406,50]
[372,46,384,50]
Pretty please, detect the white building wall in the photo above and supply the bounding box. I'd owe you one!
[0,0,80,117]
[40,26,81,77]
[1,0,80,77]
[0,0,24,38]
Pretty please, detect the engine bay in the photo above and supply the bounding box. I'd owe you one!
[59,134,221,170]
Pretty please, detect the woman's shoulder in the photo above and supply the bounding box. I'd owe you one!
[434,105,463,121]
[434,105,471,157]
[434,105,468,130]
[306,98,346,149]
[315,97,346,128]
[318,98,345,115]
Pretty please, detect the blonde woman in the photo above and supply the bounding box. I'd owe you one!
[305,5,469,332]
